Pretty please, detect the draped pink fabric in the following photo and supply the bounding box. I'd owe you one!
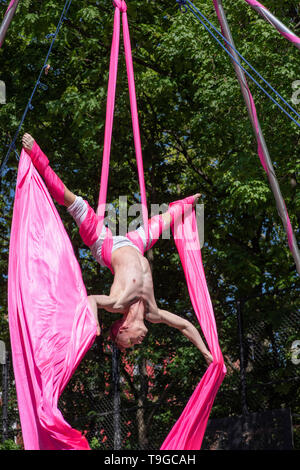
[8,150,98,450]
[94,0,226,450]
[8,0,225,450]
[243,0,300,45]
[98,0,149,241]
[91,0,226,449]
[161,199,226,450]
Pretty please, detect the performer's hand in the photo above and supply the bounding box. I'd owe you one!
[203,352,214,367]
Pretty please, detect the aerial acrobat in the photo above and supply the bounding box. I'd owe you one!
[22,132,213,365]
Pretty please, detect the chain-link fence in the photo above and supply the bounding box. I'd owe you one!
[202,408,294,450]
[0,351,22,447]
[200,305,300,450]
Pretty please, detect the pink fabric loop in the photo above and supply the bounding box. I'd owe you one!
[281,31,300,45]
[113,0,127,13]
[161,199,226,450]
[8,150,98,449]
[244,0,265,7]
[212,1,269,175]
[213,0,296,257]
[98,0,149,243]
[79,202,101,247]
[284,204,294,253]
[0,0,19,49]
[101,228,114,273]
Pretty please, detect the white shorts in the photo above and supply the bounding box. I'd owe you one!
[67,196,152,267]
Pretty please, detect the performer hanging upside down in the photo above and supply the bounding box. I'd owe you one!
[22,133,213,366]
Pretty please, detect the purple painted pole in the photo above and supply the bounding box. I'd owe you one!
[212,0,300,275]
[0,0,20,48]
[243,0,300,50]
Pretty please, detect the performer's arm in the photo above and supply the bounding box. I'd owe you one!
[87,294,126,314]
[148,309,213,366]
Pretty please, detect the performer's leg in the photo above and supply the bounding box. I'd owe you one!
[67,196,101,247]
[67,194,114,270]
[146,193,201,250]
[22,133,103,249]
[64,187,77,208]
[126,194,201,253]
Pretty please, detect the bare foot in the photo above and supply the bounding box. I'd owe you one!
[22,133,34,152]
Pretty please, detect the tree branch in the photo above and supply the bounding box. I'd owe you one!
[146,381,175,428]
[120,362,139,401]
[66,19,169,77]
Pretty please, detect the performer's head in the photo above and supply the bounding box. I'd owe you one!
[110,315,148,350]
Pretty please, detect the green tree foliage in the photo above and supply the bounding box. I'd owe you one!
[0,439,21,450]
[0,0,299,449]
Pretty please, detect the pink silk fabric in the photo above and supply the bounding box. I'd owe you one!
[243,0,300,45]
[98,0,149,240]
[8,150,98,450]
[101,1,226,449]
[212,0,295,254]
[8,0,226,450]
[99,0,150,270]
[161,199,226,450]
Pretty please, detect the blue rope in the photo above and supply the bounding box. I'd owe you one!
[0,0,73,177]
[176,0,300,129]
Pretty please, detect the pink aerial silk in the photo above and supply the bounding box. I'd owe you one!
[98,0,148,241]
[8,150,98,450]
[29,141,65,205]
[8,0,225,450]
[212,0,295,254]
[243,0,300,45]
[102,3,226,449]
[161,199,226,450]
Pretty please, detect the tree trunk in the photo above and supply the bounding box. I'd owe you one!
[136,358,149,450]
